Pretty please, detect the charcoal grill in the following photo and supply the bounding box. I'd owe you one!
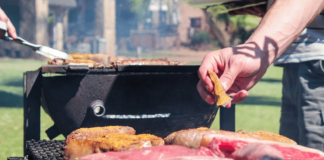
[8,139,65,160]
[20,64,235,157]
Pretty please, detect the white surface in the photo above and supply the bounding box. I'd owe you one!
[0,21,7,31]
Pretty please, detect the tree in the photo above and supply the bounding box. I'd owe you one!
[206,6,261,48]
[129,0,151,23]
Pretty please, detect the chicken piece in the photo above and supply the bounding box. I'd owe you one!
[88,54,110,66]
[70,53,91,60]
[114,60,170,66]
[64,133,164,160]
[110,56,128,63]
[48,58,105,67]
[70,53,110,65]
[244,130,297,145]
[208,70,232,107]
[169,61,189,65]
[64,59,101,67]
[48,59,64,65]
[66,126,136,144]
[164,128,296,149]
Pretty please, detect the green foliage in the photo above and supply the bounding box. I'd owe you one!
[207,6,261,44]
[191,30,210,45]
[228,14,260,29]
[129,0,151,22]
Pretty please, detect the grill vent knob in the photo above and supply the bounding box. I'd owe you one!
[91,100,106,117]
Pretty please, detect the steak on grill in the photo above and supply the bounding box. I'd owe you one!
[48,59,105,67]
[65,126,135,144]
[164,127,296,149]
[64,133,164,160]
[70,53,110,65]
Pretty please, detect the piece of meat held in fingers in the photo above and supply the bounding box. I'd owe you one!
[164,128,296,149]
[64,133,164,160]
[65,126,136,144]
[201,134,324,159]
[207,70,232,107]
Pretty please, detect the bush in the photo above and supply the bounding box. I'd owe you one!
[191,31,210,46]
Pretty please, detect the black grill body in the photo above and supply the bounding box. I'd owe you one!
[22,65,235,157]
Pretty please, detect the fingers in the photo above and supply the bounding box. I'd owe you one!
[198,54,217,94]
[229,90,248,104]
[7,19,17,39]
[0,8,9,22]
[197,80,215,105]
[219,64,241,91]
[0,8,17,39]
[224,90,249,108]
[225,101,232,108]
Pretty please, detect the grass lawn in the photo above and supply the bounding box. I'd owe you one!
[0,58,283,159]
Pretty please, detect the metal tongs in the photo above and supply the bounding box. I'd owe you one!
[0,21,70,60]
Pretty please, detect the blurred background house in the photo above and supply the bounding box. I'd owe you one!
[0,0,259,59]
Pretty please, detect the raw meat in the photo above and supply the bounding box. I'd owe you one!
[231,143,284,160]
[80,145,225,160]
[201,134,324,159]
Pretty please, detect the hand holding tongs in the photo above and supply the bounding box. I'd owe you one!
[0,21,70,60]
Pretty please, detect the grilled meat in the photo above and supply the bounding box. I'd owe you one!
[164,127,296,149]
[110,56,130,63]
[48,53,110,67]
[70,53,110,65]
[208,70,232,107]
[111,59,188,67]
[64,133,164,160]
[66,126,135,144]
[48,59,105,67]
[48,53,188,67]
[48,59,65,65]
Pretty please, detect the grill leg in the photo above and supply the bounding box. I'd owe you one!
[220,104,235,131]
[24,70,42,156]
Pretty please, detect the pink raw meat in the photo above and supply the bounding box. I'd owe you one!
[81,145,226,160]
[201,134,324,160]
[231,143,284,160]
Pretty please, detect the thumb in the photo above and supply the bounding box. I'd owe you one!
[219,65,241,91]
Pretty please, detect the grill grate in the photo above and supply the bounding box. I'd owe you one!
[26,139,65,160]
